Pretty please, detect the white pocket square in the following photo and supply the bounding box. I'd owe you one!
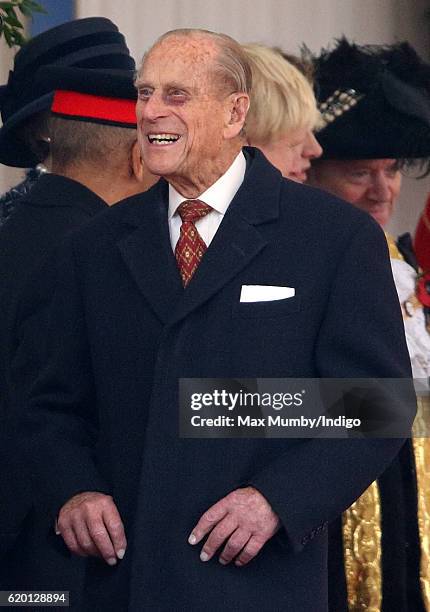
[240,285,295,302]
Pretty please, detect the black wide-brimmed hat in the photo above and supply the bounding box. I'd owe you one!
[0,17,136,167]
[313,38,430,160]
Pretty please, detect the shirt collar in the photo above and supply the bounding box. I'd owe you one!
[168,151,246,219]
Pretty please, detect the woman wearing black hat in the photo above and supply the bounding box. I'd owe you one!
[308,38,430,612]
[0,16,157,604]
[0,17,135,226]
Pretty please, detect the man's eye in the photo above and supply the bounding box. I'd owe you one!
[138,88,152,100]
[166,92,187,104]
[349,171,369,181]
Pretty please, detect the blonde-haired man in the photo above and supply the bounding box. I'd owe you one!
[244,43,321,182]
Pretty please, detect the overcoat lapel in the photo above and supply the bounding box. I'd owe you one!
[168,207,267,326]
[117,181,183,324]
[117,148,283,327]
[168,149,282,325]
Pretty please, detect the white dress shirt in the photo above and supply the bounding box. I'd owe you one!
[168,151,246,251]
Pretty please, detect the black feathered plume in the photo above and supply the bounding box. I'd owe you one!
[376,41,430,95]
[311,36,430,165]
[314,37,384,100]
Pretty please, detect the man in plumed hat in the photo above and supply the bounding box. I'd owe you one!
[0,17,156,601]
[20,29,415,611]
[308,38,430,612]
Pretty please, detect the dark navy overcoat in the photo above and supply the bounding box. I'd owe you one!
[24,149,413,611]
[0,174,106,603]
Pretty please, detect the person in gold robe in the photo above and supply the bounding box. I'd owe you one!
[308,37,430,612]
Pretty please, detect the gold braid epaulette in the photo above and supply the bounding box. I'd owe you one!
[385,232,403,261]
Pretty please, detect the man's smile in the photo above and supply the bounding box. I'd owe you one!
[147,133,181,145]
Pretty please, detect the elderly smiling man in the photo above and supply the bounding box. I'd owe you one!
[22,29,413,611]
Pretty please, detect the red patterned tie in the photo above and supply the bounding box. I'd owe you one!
[175,199,213,286]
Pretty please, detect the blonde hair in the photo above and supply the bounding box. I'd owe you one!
[243,43,321,144]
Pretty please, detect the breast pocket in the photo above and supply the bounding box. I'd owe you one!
[232,296,301,319]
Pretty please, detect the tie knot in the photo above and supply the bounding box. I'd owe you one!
[177,199,212,223]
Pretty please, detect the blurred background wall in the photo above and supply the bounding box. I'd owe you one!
[1,0,429,235]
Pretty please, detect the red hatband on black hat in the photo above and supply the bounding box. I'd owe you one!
[51,90,136,127]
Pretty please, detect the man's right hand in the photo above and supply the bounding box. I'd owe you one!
[56,491,126,565]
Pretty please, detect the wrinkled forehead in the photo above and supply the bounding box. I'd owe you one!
[139,36,218,83]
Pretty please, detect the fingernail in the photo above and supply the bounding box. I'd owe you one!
[219,558,228,565]
[200,551,209,562]
[117,549,125,559]
[188,534,197,545]
[107,558,117,566]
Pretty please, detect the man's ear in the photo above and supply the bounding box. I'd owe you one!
[131,140,146,182]
[223,93,250,139]
[131,139,159,192]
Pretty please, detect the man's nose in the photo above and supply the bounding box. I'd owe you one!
[304,132,323,160]
[137,93,168,121]
[368,173,391,201]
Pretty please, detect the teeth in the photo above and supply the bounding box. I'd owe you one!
[148,134,180,144]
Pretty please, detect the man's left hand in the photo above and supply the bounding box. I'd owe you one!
[188,486,280,566]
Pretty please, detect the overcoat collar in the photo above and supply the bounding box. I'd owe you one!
[26,173,107,216]
[117,147,283,326]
